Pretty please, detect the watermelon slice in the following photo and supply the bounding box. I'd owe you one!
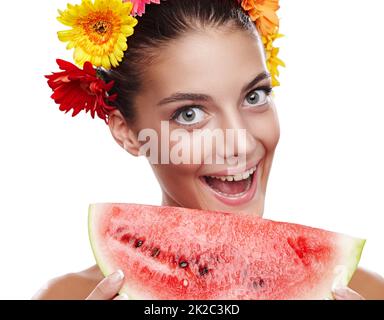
[88,203,365,300]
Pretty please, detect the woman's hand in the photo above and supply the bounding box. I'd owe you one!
[332,286,365,300]
[87,271,365,300]
[86,269,128,300]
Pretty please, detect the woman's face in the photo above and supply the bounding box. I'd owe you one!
[113,26,280,216]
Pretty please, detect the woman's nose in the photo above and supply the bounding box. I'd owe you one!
[216,112,257,166]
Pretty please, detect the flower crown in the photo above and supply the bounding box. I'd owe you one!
[46,0,285,123]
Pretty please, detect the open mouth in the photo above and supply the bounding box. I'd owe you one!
[203,166,256,197]
[200,164,259,206]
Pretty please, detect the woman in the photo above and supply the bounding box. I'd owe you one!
[37,0,384,299]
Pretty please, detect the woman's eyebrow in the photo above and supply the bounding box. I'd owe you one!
[241,71,271,93]
[157,92,210,106]
[157,72,271,106]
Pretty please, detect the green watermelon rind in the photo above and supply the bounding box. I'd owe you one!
[88,204,107,279]
[88,204,140,300]
[323,237,366,300]
[88,203,366,300]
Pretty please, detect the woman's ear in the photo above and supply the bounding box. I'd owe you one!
[108,110,141,156]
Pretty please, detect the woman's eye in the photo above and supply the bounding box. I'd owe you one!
[244,88,271,107]
[172,107,206,125]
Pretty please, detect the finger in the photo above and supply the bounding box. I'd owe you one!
[332,286,365,300]
[86,270,125,300]
[113,293,129,300]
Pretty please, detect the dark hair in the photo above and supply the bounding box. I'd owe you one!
[99,0,257,122]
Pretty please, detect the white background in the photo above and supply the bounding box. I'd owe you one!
[0,0,383,299]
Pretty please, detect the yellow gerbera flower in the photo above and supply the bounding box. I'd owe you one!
[57,0,138,69]
[262,32,285,87]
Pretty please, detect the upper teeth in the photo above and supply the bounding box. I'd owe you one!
[207,166,256,182]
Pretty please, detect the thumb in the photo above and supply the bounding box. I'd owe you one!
[332,286,365,300]
[86,270,125,300]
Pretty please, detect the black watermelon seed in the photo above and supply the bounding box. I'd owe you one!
[135,240,143,248]
[253,278,265,289]
[179,261,188,268]
[198,266,209,276]
[151,247,160,257]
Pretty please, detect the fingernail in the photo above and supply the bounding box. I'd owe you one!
[332,286,364,300]
[332,278,346,299]
[332,286,352,300]
[109,269,124,282]
[119,293,129,300]
[332,282,344,292]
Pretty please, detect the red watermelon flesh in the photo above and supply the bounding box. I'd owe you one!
[88,203,365,300]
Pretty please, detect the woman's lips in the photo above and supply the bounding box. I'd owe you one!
[199,163,259,206]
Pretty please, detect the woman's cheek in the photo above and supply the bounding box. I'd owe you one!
[246,105,280,151]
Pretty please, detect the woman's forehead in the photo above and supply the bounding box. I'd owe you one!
[140,28,267,98]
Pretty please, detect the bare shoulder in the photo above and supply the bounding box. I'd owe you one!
[32,265,104,300]
[350,268,384,300]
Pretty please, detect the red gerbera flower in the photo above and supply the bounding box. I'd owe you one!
[127,0,161,16]
[45,59,117,123]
